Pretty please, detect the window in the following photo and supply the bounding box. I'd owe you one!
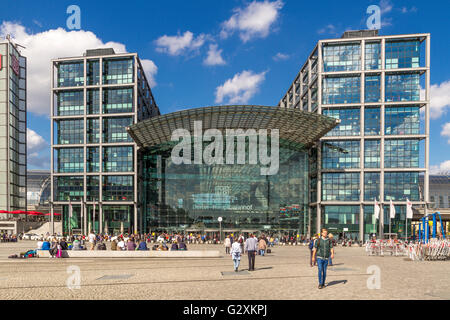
[87,60,100,85]
[103,117,133,143]
[56,90,84,116]
[103,58,134,84]
[364,140,380,168]
[365,42,381,70]
[87,176,99,201]
[87,89,100,114]
[364,107,380,135]
[103,176,134,201]
[57,62,84,87]
[385,139,419,168]
[103,88,133,113]
[322,173,360,201]
[103,146,133,172]
[57,119,84,145]
[322,140,360,169]
[87,119,100,144]
[323,76,360,104]
[324,108,360,136]
[87,147,99,172]
[385,73,420,102]
[384,172,419,201]
[365,75,380,102]
[56,148,83,173]
[364,173,380,201]
[385,40,420,69]
[55,176,83,201]
[322,206,359,233]
[385,106,420,135]
[323,43,361,72]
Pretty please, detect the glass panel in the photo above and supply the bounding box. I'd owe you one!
[385,40,420,69]
[384,172,420,201]
[56,148,84,173]
[57,119,84,145]
[103,117,133,143]
[385,106,420,135]
[385,73,420,102]
[323,76,361,104]
[365,75,380,102]
[385,139,419,168]
[324,108,360,136]
[57,62,84,87]
[364,107,380,135]
[103,146,134,172]
[56,90,84,116]
[103,88,133,114]
[322,140,360,169]
[103,58,134,84]
[365,42,381,70]
[323,43,361,72]
[364,173,380,201]
[322,206,360,240]
[103,176,134,201]
[322,173,360,201]
[364,140,380,168]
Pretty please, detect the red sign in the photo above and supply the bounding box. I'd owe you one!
[11,55,19,76]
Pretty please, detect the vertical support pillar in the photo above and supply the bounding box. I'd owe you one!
[50,61,55,235]
[424,35,431,214]
[380,38,386,239]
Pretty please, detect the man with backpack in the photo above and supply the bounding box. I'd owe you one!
[312,228,334,289]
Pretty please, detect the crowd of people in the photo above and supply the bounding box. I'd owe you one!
[0,233,18,242]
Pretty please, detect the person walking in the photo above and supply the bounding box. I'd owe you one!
[230,240,242,272]
[309,235,317,267]
[224,236,231,254]
[312,228,334,289]
[88,231,96,250]
[258,237,267,256]
[244,234,258,271]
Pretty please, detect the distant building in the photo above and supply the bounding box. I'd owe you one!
[27,170,51,211]
[421,175,450,209]
[0,36,27,211]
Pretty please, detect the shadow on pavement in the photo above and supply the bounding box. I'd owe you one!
[327,280,348,287]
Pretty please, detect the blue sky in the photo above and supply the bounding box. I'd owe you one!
[1,0,449,171]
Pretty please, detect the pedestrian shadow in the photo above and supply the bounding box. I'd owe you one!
[326,280,347,287]
[255,267,273,271]
[329,263,344,266]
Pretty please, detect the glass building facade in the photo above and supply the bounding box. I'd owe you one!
[279,31,430,240]
[0,39,27,211]
[51,49,159,235]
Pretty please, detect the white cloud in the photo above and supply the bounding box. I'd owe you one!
[273,53,289,61]
[441,122,450,144]
[27,128,47,154]
[0,22,157,116]
[430,160,450,175]
[429,81,450,119]
[215,70,267,104]
[155,31,206,56]
[380,0,393,14]
[27,128,50,168]
[221,0,283,43]
[203,44,226,66]
[317,24,337,35]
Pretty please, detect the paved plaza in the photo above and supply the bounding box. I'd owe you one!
[0,241,449,300]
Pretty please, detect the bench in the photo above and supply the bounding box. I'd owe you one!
[37,250,222,258]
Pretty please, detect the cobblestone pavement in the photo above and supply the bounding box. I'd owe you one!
[0,241,448,300]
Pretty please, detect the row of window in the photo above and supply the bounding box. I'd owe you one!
[54,175,134,201]
[324,106,420,136]
[57,58,134,87]
[323,40,422,72]
[56,117,133,144]
[321,139,420,169]
[55,146,133,173]
[322,172,420,201]
[322,74,421,104]
[55,88,134,116]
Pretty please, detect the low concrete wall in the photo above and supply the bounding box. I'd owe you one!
[37,250,221,258]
